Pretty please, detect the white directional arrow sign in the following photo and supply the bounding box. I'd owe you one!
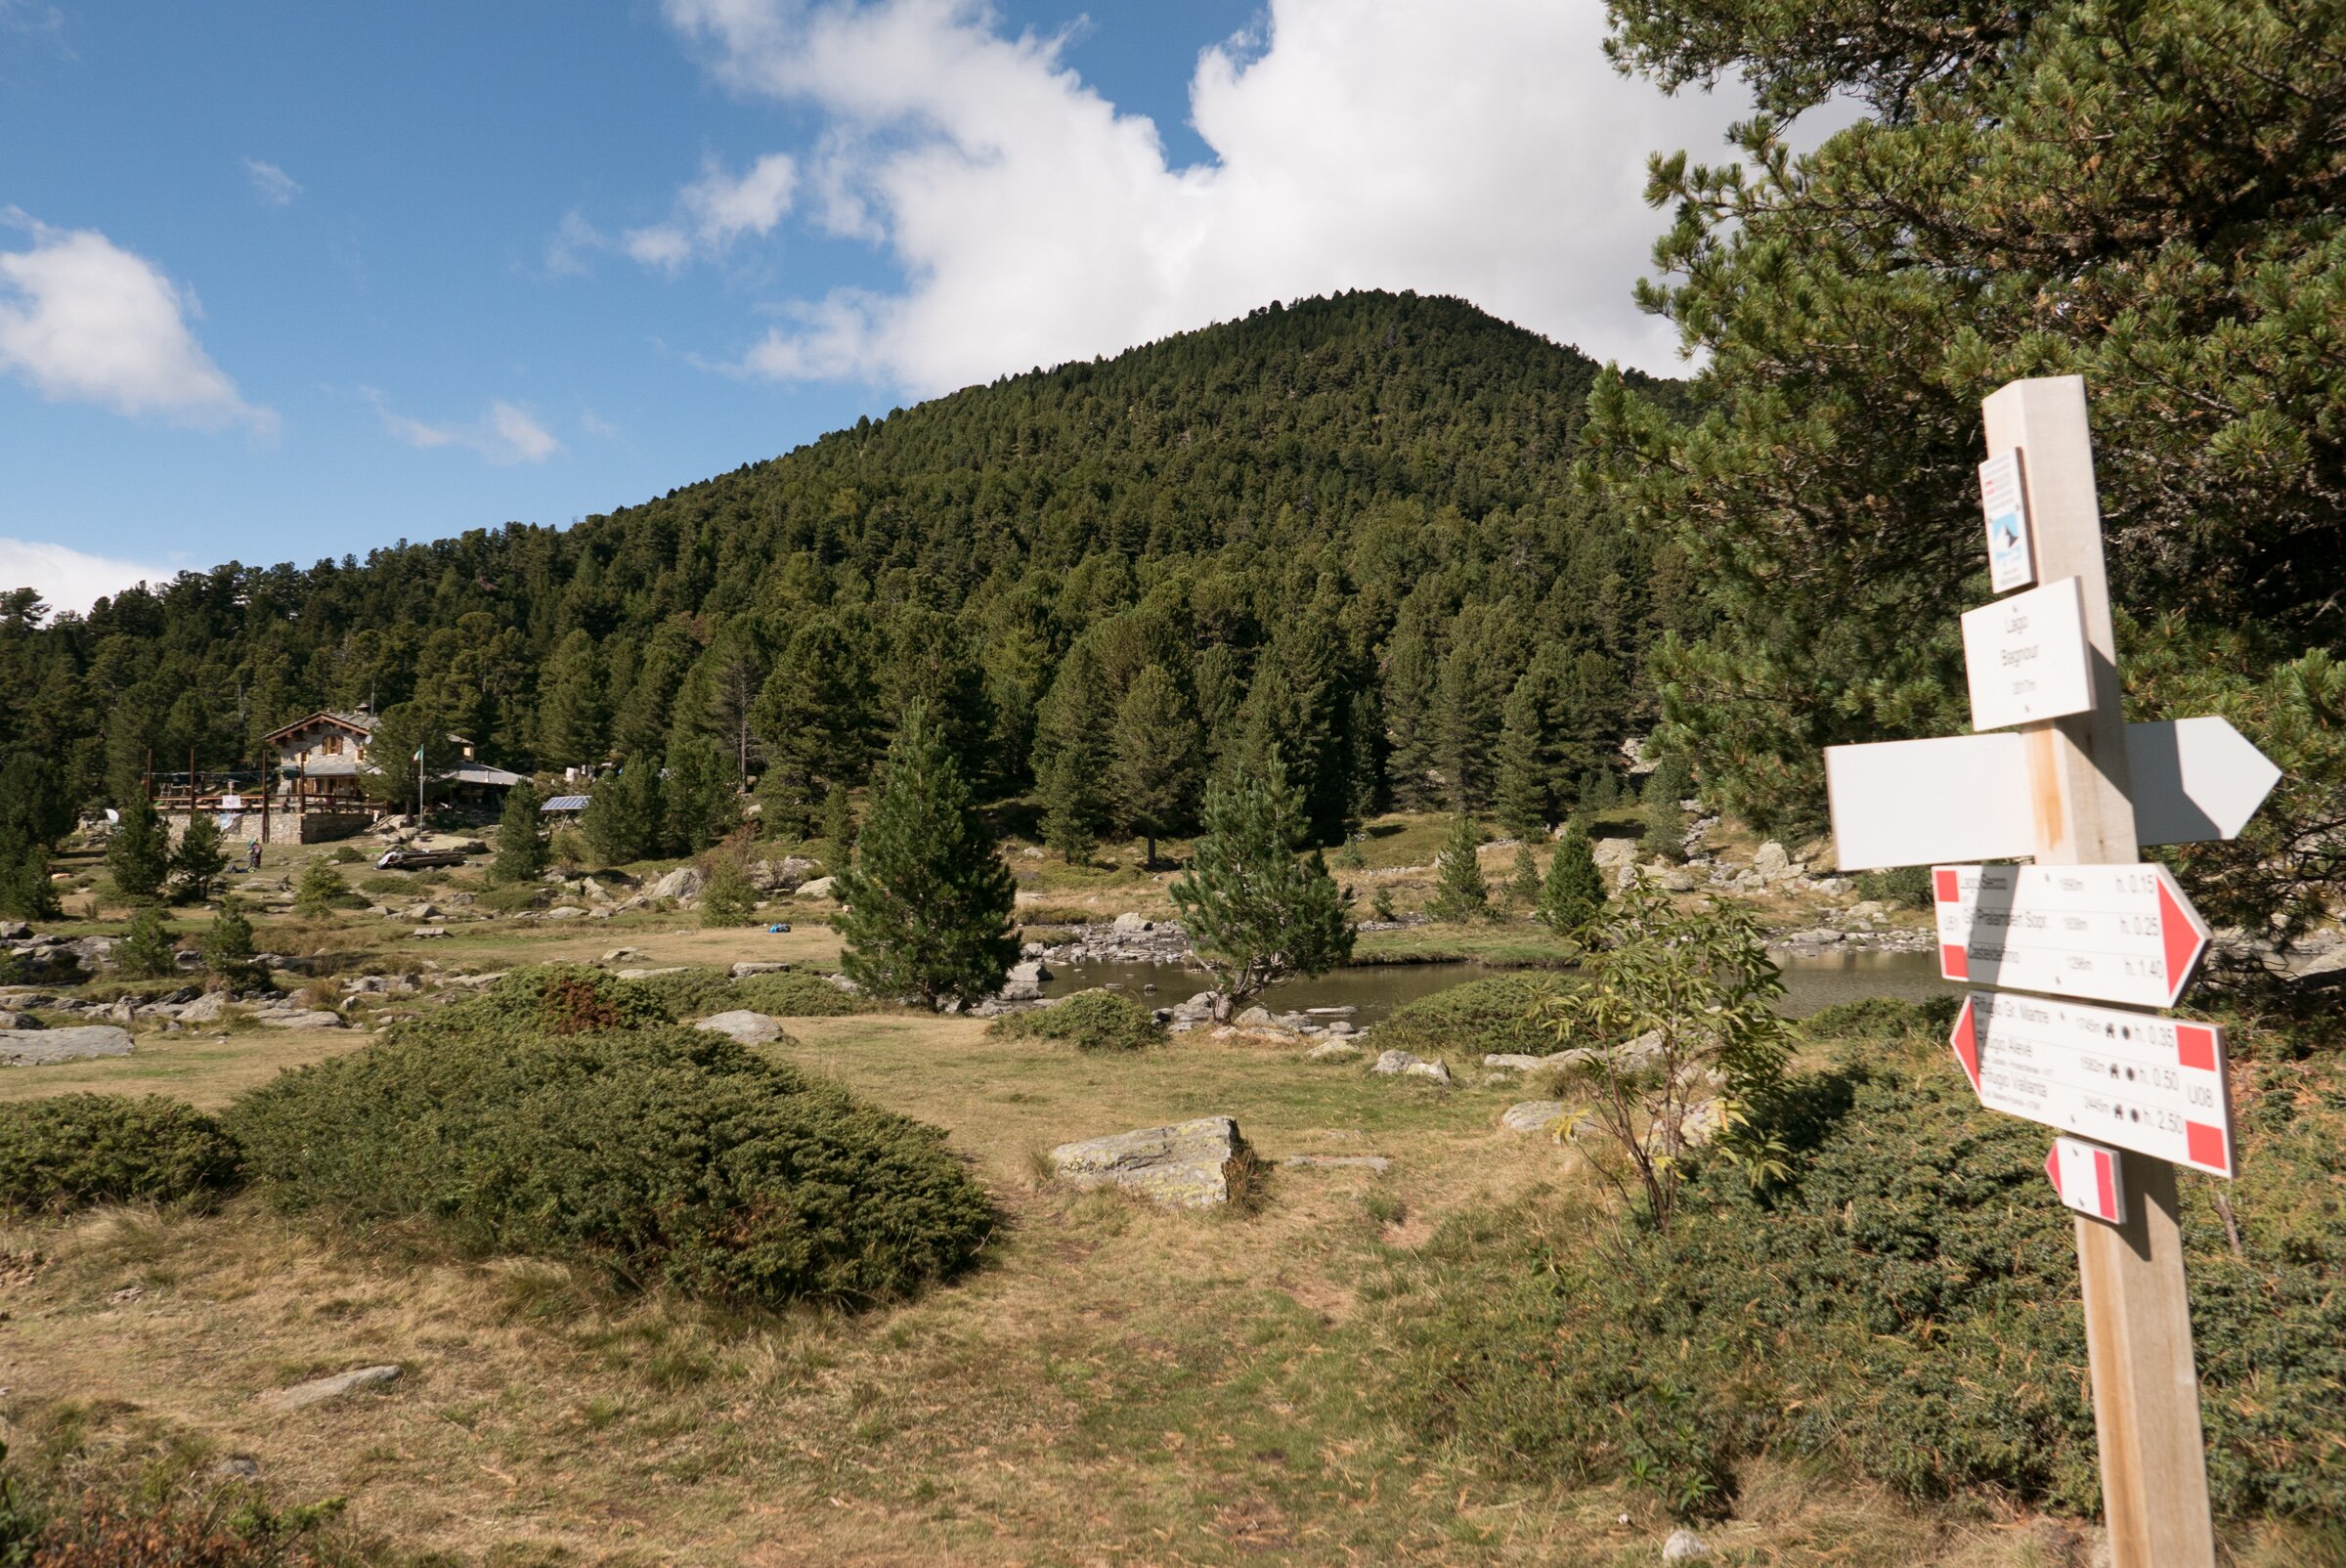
[1825,716,2280,871]
[1934,862,2210,1009]
[1952,992,2236,1177]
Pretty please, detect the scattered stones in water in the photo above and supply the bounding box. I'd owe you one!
[1047,1116,1256,1208]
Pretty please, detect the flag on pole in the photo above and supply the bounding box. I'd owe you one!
[413,744,425,762]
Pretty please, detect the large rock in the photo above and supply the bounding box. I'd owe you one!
[1372,1049,1452,1084]
[1484,1053,1548,1072]
[646,866,706,901]
[693,1010,788,1045]
[1662,1528,1712,1562]
[1499,1100,1567,1134]
[1110,911,1152,933]
[1306,1039,1363,1061]
[1048,1116,1256,1208]
[257,1009,345,1030]
[1,1024,134,1067]
[796,876,838,900]
[1752,841,1796,881]
[178,992,231,1024]
[730,960,791,979]
[998,959,1049,1002]
[260,1364,404,1412]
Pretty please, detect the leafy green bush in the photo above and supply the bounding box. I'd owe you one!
[1800,994,1959,1042]
[1375,1056,2346,1524]
[0,1095,243,1214]
[1373,974,1566,1061]
[987,988,1160,1052]
[1855,865,1933,908]
[226,994,992,1308]
[726,968,873,1018]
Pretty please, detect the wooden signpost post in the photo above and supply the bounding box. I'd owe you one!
[1822,375,2264,1567]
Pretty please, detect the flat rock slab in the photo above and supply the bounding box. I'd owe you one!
[1306,1040,1363,1061]
[261,1364,403,1412]
[1500,1100,1567,1134]
[694,1010,788,1045]
[2,1024,134,1067]
[1049,1116,1254,1208]
[730,961,791,978]
[1279,1154,1392,1173]
[257,1010,344,1030]
[1372,1049,1452,1084]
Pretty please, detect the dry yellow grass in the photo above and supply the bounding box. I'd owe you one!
[0,999,2160,1567]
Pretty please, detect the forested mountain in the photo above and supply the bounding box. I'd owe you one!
[0,290,1690,848]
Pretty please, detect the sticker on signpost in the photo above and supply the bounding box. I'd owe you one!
[1933,862,2210,1010]
[1979,450,2035,593]
[2047,1137,2127,1224]
[1949,990,2236,1176]
[1960,576,2095,730]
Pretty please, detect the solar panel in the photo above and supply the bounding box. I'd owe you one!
[541,795,590,812]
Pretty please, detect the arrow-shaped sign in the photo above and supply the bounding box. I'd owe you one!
[1934,862,2210,1009]
[1825,716,2280,871]
[1951,991,2235,1177]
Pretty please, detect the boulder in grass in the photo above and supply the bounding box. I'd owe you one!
[258,1009,346,1030]
[693,1010,789,1046]
[1,1024,134,1067]
[1048,1116,1256,1208]
[1499,1100,1567,1134]
[795,876,838,900]
[730,960,791,979]
[260,1364,404,1413]
[1662,1528,1711,1562]
[1371,1048,1452,1084]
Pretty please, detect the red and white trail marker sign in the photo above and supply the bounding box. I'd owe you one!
[2049,1137,2126,1225]
[1950,991,2236,1176]
[1933,862,2210,1009]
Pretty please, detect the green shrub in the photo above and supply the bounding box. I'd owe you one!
[1374,974,1567,1061]
[726,968,874,1018]
[1376,1056,2346,1525]
[1801,995,1959,1042]
[1855,865,1934,908]
[112,905,179,980]
[476,882,544,914]
[987,988,1159,1052]
[0,1095,243,1214]
[226,996,992,1308]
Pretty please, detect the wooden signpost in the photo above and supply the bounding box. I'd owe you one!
[1823,375,2252,1567]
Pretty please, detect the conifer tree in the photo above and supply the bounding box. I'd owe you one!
[1430,812,1490,923]
[1642,755,1693,864]
[663,731,741,853]
[836,702,1019,1010]
[201,895,268,993]
[171,813,230,903]
[108,796,171,903]
[699,849,758,929]
[822,782,856,853]
[1037,641,1113,863]
[582,762,660,866]
[1110,664,1202,867]
[1493,678,1550,843]
[1170,751,1352,1017]
[1381,623,1443,810]
[536,629,606,768]
[0,753,65,919]
[1540,820,1607,937]
[1508,842,1542,912]
[491,781,549,885]
[114,903,178,979]
[753,616,878,821]
[294,859,354,918]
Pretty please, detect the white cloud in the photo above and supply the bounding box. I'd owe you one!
[243,157,301,206]
[625,152,800,273]
[544,209,604,277]
[0,537,173,615]
[0,210,274,430]
[659,0,1755,390]
[366,389,562,464]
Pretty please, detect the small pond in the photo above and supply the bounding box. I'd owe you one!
[1038,948,1954,1024]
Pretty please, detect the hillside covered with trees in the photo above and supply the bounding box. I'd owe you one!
[0,290,1688,857]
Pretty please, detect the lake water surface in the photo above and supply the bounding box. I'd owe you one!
[1039,948,1953,1023]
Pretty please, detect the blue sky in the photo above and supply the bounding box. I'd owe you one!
[0,0,1753,611]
